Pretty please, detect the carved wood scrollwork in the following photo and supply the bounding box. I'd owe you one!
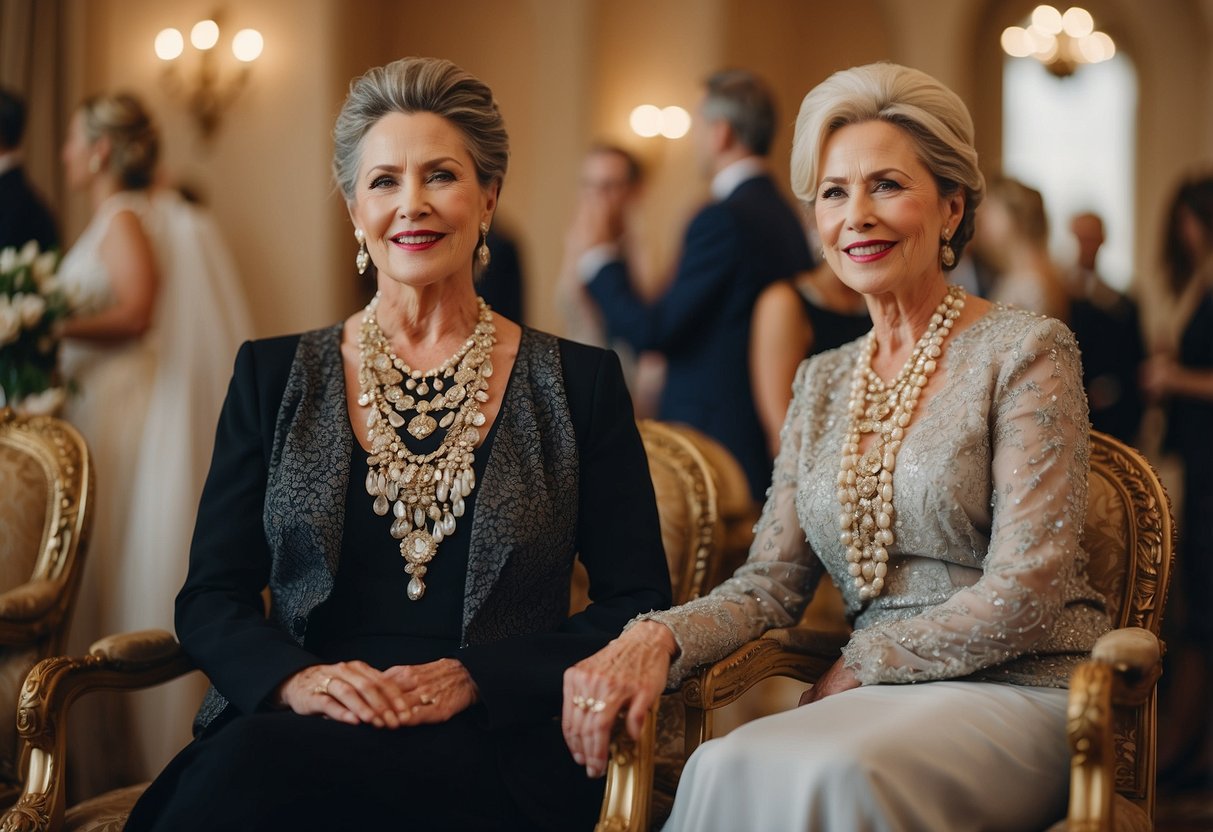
[638,421,720,604]
[1086,431,1175,817]
[1088,435,1175,634]
[0,791,51,832]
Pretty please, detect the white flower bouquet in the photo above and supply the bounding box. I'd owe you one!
[0,241,69,414]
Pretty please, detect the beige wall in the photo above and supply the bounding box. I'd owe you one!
[34,0,1213,341]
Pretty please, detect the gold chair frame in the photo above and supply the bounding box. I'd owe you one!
[0,409,93,814]
[595,431,1175,832]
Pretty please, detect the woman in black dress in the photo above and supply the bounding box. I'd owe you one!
[125,57,670,832]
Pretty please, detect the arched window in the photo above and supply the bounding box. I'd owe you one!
[1002,53,1138,290]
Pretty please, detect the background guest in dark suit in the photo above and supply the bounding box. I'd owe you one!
[124,57,670,832]
[1062,211,1145,445]
[571,70,813,501]
[0,87,58,252]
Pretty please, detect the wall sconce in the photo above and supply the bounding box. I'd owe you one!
[1001,5,1114,78]
[153,12,264,140]
[630,105,691,139]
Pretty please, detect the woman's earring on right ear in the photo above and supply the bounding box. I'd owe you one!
[355,229,369,275]
[87,156,101,175]
[940,232,956,269]
[477,222,491,267]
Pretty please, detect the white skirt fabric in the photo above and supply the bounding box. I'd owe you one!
[663,681,1070,832]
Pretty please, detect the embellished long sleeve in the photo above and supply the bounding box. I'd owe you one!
[636,360,824,685]
[841,317,1099,684]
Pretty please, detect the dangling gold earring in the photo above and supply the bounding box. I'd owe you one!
[477,222,491,267]
[940,231,956,269]
[355,228,369,275]
[88,155,101,175]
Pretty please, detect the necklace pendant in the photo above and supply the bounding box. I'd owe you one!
[407,413,438,440]
[407,575,426,601]
[858,446,883,477]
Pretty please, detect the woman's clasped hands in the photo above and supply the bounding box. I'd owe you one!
[275,658,478,729]
[562,620,677,778]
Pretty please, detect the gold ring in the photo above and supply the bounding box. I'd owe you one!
[572,694,588,710]
[313,675,333,697]
[586,697,606,713]
[419,693,435,706]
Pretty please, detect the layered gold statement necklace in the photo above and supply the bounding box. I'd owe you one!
[837,285,964,600]
[357,293,496,600]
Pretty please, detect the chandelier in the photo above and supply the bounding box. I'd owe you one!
[1001,5,1115,78]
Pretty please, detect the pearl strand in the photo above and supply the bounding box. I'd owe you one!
[837,285,965,600]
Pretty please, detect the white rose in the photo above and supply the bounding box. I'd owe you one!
[16,293,46,328]
[32,252,58,289]
[17,240,39,266]
[0,301,21,346]
[15,387,66,416]
[0,247,16,273]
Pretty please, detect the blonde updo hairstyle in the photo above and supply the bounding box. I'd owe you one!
[790,63,984,271]
[332,57,509,203]
[78,93,159,190]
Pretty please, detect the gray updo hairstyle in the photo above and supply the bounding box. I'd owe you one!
[333,57,509,202]
[79,93,159,190]
[790,63,984,270]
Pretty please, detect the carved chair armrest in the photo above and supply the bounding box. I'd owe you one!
[683,626,850,712]
[597,626,849,832]
[0,629,194,832]
[0,582,61,644]
[1061,627,1163,832]
[596,700,659,832]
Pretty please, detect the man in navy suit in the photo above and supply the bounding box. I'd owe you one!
[571,70,812,501]
[0,88,59,252]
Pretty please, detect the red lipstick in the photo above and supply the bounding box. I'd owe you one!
[390,230,446,251]
[843,240,896,263]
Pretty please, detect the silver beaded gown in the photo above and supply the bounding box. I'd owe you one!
[646,305,1110,832]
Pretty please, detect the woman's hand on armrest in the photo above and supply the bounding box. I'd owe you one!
[561,620,677,779]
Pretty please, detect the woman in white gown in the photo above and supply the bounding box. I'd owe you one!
[57,93,252,796]
[562,63,1111,832]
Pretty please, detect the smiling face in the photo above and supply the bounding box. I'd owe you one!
[347,111,497,291]
[814,119,963,297]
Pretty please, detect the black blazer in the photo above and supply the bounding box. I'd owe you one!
[177,326,670,731]
[0,166,58,252]
[587,173,812,500]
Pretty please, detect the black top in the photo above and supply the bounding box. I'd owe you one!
[306,415,501,668]
[796,283,872,358]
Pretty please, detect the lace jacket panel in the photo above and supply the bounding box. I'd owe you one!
[640,306,1110,688]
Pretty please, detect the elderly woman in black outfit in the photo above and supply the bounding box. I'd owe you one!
[125,57,670,831]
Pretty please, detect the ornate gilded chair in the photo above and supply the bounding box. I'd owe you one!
[0,419,755,831]
[0,410,92,813]
[595,431,1174,832]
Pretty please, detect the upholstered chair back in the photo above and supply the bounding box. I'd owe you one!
[569,420,756,614]
[0,411,92,803]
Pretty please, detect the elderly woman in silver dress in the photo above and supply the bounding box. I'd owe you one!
[563,62,1110,831]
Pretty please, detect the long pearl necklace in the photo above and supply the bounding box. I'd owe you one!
[357,294,496,601]
[837,285,964,600]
